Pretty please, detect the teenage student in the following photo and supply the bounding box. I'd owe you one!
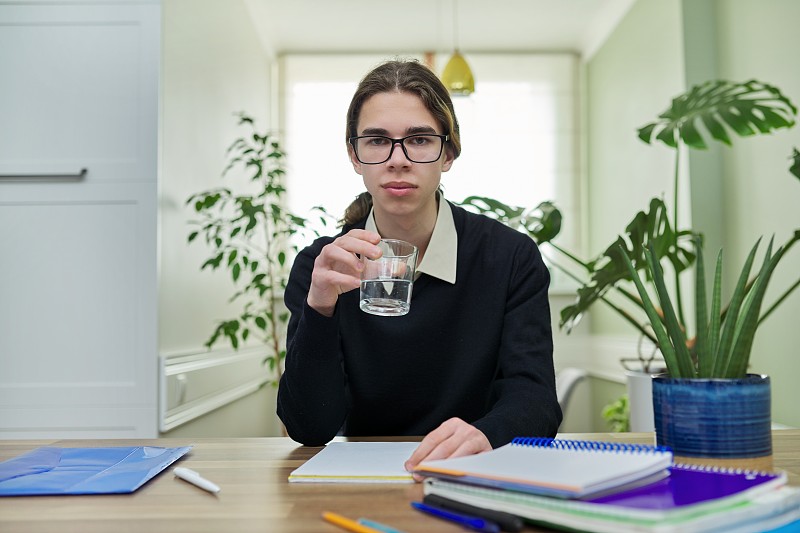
[277,59,561,474]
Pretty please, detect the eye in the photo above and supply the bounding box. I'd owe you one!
[366,136,390,146]
[407,135,431,146]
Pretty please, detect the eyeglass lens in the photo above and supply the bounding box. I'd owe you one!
[354,135,444,164]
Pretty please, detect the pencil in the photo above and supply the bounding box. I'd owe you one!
[322,511,384,533]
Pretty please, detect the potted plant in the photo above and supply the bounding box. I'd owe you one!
[621,229,796,465]
[186,113,330,386]
[618,80,800,465]
[459,79,799,433]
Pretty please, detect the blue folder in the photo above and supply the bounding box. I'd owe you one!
[0,445,192,496]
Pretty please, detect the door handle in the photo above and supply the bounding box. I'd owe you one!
[0,168,87,181]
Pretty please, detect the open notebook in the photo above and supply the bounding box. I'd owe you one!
[414,437,673,498]
[288,441,418,483]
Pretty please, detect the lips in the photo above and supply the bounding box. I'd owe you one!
[382,181,417,197]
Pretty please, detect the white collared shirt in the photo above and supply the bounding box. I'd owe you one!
[364,194,458,284]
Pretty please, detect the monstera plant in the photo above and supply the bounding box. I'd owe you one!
[461,79,800,373]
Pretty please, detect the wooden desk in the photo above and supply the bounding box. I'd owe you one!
[1,431,798,533]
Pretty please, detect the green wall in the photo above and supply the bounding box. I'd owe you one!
[713,0,800,428]
[584,0,686,335]
[585,0,800,427]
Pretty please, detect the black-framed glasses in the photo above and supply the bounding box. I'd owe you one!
[349,134,449,164]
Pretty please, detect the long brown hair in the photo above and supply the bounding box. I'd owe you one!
[342,59,461,226]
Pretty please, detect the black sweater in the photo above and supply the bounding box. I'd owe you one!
[277,202,562,447]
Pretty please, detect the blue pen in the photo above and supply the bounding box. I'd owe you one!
[411,501,501,533]
[357,517,407,533]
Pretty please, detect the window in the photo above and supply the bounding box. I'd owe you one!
[280,54,580,290]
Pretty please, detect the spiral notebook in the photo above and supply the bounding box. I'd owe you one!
[414,438,673,498]
[588,463,787,511]
[423,466,796,533]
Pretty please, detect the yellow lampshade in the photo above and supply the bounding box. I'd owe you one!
[441,51,474,96]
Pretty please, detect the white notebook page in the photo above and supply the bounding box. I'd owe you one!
[288,441,418,483]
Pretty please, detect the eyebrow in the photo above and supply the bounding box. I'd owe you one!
[359,125,440,136]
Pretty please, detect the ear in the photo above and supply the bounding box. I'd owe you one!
[348,143,363,175]
[441,146,455,173]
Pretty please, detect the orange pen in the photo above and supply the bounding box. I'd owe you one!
[321,511,383,533]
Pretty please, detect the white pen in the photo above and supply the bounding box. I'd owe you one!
[173,467,221,494]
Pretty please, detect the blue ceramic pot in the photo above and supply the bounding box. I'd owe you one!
[652,374,771,458]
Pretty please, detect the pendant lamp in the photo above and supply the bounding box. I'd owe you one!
[441,0,474,96]
[442,51,474,95]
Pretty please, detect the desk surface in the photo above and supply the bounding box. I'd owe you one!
[1,430,798,533]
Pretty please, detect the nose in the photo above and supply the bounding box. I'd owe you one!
[386,139,411,166]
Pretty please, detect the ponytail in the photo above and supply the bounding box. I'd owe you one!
[341,192,373,227]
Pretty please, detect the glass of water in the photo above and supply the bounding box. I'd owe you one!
[359,239,418,316]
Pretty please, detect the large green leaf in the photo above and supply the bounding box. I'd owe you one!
[638,80,796,149]
[618,244,684,377]
[560,197,697,331]
[644,245,695,377]
[704,250,724,376]
[725,238,786,378]
[693,237,709,375]
[711,240,761,376]
[458,197,563,244]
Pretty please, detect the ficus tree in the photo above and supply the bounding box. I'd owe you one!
[187,113,330,385]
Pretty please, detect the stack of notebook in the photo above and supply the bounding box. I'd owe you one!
[413,438,800,533]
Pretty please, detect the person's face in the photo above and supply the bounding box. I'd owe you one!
[348,91,454,219]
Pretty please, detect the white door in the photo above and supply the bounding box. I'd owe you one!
[0,2,160,438]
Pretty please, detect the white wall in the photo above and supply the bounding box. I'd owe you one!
[159,0,279,436]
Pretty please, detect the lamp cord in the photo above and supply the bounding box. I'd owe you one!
[452,0,460,51]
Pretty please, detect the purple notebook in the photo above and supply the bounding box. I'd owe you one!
[587,463,786,510]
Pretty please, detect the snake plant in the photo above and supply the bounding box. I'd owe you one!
[620,231,798,378]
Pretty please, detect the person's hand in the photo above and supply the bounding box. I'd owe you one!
[404,417,492,482]
[307,229,382,317]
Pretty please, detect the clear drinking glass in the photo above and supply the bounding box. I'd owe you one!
[359,239,418,316]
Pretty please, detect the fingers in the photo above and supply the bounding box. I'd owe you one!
[306,230,382,316]
[404,418,492,481]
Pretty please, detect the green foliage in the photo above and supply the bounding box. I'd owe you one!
[458,198,563,243]
[186,113,330,385]
[621,233,798,378]
[622,79,799,378]
[557,198,697,336]
[459,79,800,375]
[458,196,697,354]
[601,394,630,433]
[637,80,796,149]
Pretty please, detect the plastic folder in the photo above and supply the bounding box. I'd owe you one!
[0,445,192,496]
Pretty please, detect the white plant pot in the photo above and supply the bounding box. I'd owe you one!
[626,370,655,432]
